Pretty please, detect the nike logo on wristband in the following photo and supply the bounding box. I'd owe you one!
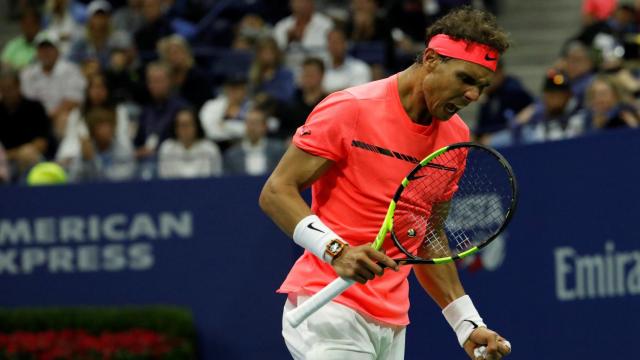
[307,223,325,233]
[464,320,479,329]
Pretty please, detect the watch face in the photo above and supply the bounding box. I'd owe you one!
[329,242,341,253]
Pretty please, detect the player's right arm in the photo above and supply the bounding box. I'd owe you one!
[259,144,397,283]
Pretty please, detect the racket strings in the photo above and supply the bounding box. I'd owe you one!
[393,147,513,259]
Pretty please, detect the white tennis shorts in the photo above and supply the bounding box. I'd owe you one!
[282,293,406,360]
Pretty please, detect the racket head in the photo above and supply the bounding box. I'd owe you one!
[389,142,518,264]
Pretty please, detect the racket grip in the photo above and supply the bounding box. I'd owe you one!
[285,277,355,328]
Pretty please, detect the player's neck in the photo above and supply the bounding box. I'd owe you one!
[398,64,433,126]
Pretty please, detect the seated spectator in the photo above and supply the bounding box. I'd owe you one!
[42,0,81,56]
[475,61,533,141]
[557,40,596,110]
[158,108,222,178]
[387,0,440,64]
[582,0,618,26]
[249,36,296,102]
[56,73,133,170]
[489,70,583,147]
[20,31,87,139]
[0,143,9,183]
[345,0,394,77]
[104,44,144,105]
[274,57,327,139]
[73,107,136,181]
[224,108,285,176]
[273,0,333,71]
[0,69,52,181]
[68,0,133,69]
[199,75,252,148]
[134,61,188,158]
[1,7,41,70]
[323,27,371,92]
[112,0,145,34]
[157,34,211,110]
[580,74,640,129]
[134,0,174,62]
[232,13,273,50]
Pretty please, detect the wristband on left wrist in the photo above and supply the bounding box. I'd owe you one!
[442,295,487,347]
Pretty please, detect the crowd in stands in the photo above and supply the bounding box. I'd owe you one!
[0,0,639,185]
[475,0,640,147]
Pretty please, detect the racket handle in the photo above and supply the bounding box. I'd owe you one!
[285,277,355,328]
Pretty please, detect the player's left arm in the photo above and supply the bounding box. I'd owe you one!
[413,202,511,360]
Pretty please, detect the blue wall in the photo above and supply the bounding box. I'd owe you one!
[1,129,639,359]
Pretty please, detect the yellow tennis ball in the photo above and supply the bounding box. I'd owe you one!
[26,162,68,186]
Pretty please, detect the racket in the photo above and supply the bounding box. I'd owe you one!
[285,142,518,328]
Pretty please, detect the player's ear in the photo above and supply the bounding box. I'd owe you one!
[422,48,441,71]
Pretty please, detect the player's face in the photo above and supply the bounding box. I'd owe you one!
[421,54,493,120]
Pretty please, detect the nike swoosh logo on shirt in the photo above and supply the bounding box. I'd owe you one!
[307,223,325,233]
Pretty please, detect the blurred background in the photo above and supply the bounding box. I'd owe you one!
[0,0,639,359]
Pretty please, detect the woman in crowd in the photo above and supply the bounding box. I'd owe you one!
[56,73,134,175]
[158,108,223,178]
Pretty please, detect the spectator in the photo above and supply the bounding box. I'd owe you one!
[249,36,296,102]
[199,75,252,148]
[345,0,394,77]
[56,73,133,170]
[580,74,640,129]
[224,108,285,176]
[68,0,133,69]
[583,0,618,25]
[1,7,41,70]
[558,40,596,111]
[475,61,533,141]
[20,31,87,139]
[74,107,136,181]
[0,69,52,180]
[0,143,9,183]
[232,13,273,50]
[134,0,174,62]
[490,69,584,147]
[275,57,328,139]
[134,61,188,158]
[157,34,211,110]
[42,0,81,56]
[104,44,144,105]
[323,27,371,92]
[158,108,222,178]
[112,0,145,34]
[273,0,333,71]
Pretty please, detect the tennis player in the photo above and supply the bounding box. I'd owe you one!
[260,7,512,360]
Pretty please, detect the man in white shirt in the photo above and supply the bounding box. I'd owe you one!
[20,31,86,137]
[323,27,372,92]
[273,0,333,72]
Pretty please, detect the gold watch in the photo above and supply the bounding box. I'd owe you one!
[325,239,348,261]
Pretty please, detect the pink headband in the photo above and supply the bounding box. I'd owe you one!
[427,34,499,71]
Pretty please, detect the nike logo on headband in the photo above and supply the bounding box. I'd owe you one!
[484,54,497,61]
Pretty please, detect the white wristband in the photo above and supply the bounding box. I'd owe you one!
[293,215,340,263]
[442,295,486,347]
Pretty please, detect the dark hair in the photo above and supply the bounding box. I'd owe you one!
[425,7,510,56]
[82,73,116,114]
[302,57,325,74]
[170,107,205,140]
